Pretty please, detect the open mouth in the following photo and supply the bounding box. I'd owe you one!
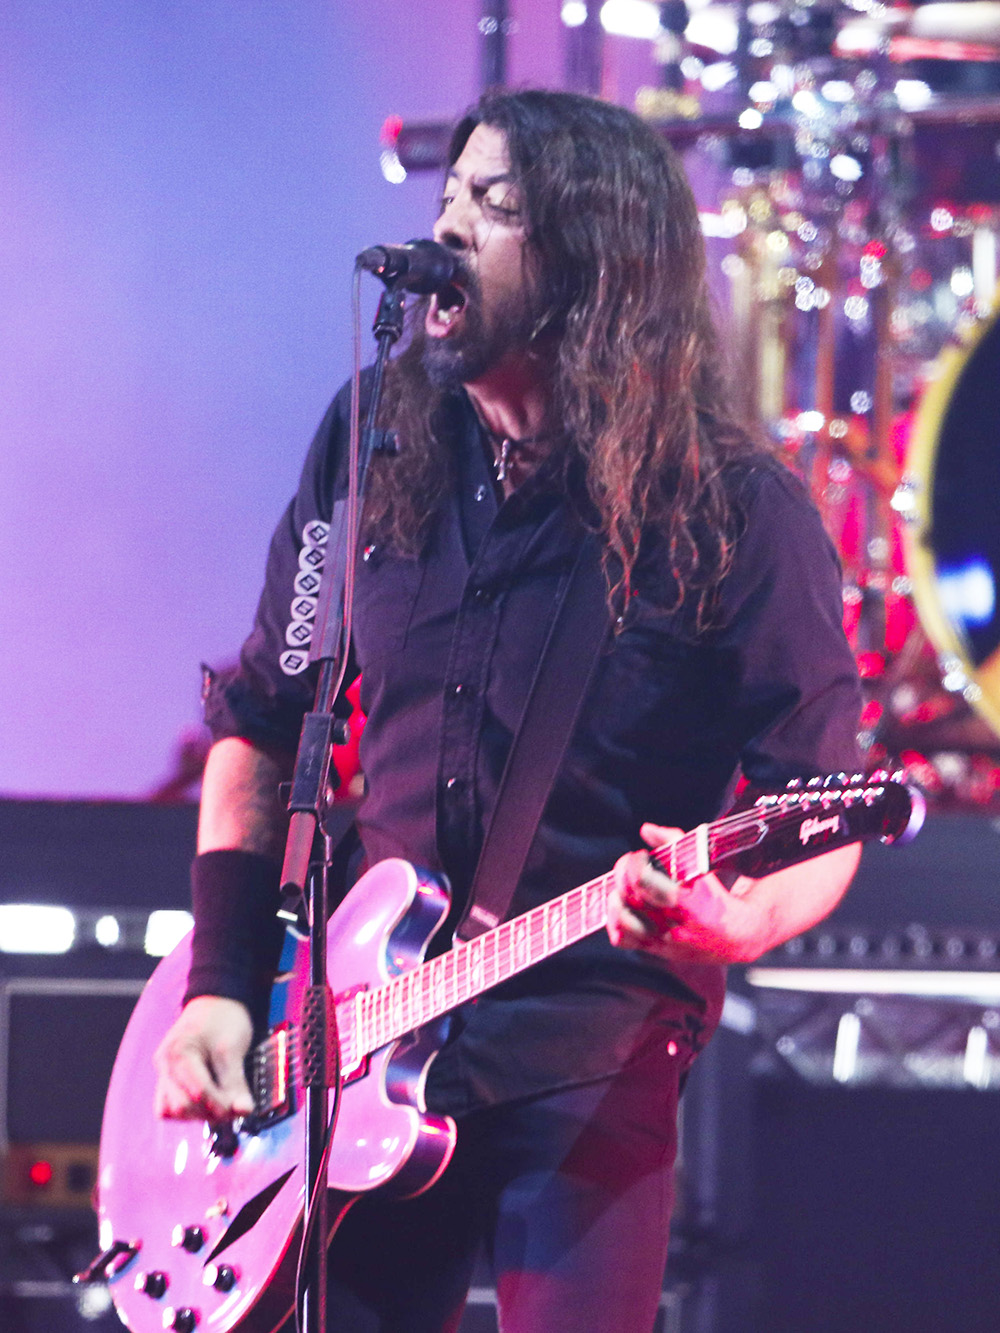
[428,282,467,332]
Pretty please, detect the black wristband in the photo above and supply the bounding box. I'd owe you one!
[184,849,286,1034]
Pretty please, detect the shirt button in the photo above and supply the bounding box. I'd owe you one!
[474,484,488,502]
[451,683,468,697]
[472,587,493,604]
[445,776,459,789]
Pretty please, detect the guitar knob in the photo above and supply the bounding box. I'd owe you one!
[203,1262,237,1292]
[171,1224,205,1253]
[162,1307,197,1332]
[134,1270,168,1299]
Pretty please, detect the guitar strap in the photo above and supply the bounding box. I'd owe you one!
[456,531,612,942]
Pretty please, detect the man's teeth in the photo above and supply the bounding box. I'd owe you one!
[437,305,458,326]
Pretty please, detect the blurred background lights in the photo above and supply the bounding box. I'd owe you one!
[951,266,975,298]
[821,80,854,103]
[599,0,660,39]
[95,914,121,947]
[791,89,823,118]
[749,79,778,105]
[938,560,996,628]
[796,410,825,432]
[701,60,737,91]
[561,0,588,24]
[0,904,76,954]
[831,153,863,183]
[379,149,407,185]
[895,79,933,112]
[686,8,738,54]
[144,909,193,957]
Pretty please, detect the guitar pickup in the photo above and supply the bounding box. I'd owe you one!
[247,1023,294,1129]
[334,983,369,1085]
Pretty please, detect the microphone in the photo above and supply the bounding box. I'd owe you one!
[355,238,458,294]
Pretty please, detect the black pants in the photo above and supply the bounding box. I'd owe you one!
[313,1044,685,1333]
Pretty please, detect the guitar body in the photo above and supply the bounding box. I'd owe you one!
[97,859,456,1333]
[95,774,923,1333]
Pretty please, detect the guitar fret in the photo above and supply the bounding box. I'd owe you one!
[324,776,907,1078]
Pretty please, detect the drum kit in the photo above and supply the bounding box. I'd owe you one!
[655,0,1000,807]
[387,3,1000,804]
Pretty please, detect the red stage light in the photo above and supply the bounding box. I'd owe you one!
[28,1158,54,1187]
[380,114,403,147]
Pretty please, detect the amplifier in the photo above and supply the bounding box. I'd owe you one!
[0,975,146,1212]
[0,798,197,1217]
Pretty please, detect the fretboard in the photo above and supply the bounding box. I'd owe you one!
[336,813,760,1068]
[333,772,911,1071]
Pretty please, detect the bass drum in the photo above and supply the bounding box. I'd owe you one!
[902,296,1000,739]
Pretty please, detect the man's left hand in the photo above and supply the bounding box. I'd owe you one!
[608,823,763,964]
[607,821,861,966]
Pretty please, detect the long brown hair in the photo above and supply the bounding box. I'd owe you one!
[366,89,758,620]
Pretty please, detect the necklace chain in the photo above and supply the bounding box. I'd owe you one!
[492,431,553,483]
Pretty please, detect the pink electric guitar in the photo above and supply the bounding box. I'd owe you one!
[88,771,921,1333]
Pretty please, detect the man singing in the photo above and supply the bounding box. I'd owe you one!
[154,89,862,1332]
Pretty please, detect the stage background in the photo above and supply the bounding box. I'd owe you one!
[2,1,666,798]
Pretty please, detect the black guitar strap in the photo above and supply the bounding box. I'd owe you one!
[456,532,612,942]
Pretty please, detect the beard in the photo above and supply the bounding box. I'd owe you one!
[420,273,542,391]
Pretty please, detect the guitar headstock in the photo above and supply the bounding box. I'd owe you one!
[727,769,925,878]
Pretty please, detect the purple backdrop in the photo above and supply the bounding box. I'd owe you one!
[0,2,665,797]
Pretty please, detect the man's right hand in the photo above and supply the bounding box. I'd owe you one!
[153,995,255,1122]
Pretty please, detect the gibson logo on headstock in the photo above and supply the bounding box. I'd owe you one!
[799,813,841,845]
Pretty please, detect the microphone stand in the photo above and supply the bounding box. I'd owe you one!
[278,278,407,1333]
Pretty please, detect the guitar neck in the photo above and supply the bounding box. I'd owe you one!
[340,868,615,1067]
[337,774,918,1066]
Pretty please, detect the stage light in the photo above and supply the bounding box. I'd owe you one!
[938,560,996,627]
[144,910,193,957]
[599,0,660,40]
[561,1,588,26]
[700,206,746,238]
[950,266,974,299]
[895,79,932,112]
[965,1026,990,1088]
[29,1158,54,1187]
[95,914,121,947]
[379,149,407,185]
[791,89,823,118]
[832,1011,861,1082]
[831,153,863,183]
[822,80,854,103]
[700,61,737,91]
[746,967,1000,1000]
[0,904,76,954]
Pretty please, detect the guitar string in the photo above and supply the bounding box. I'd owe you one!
[350,778,896,1057]
[256,778,897,1075]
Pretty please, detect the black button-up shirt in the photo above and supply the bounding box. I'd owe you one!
[206,381,862,1114]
